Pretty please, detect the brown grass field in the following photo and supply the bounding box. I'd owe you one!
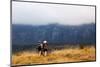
[12,46,96,66]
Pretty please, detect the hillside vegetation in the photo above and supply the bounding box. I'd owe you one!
[12,46,95,66]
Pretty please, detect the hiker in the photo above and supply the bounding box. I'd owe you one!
[43,40,48,56]
[37,41,43,56]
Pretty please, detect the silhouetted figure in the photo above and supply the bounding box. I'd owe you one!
[43,40,48,56]
[37,40,48,56]
[37,41,43,56]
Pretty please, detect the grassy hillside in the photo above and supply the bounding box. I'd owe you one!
[12,46,95,66]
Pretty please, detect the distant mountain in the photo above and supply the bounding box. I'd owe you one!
[12,23,96,45]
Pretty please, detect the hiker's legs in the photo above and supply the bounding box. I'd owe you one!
[39,51,42,56]
[41,50,44,56]
[44,51,47,56]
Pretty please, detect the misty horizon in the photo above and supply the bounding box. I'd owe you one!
[12,22,95,26]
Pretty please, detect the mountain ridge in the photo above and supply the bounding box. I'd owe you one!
[12,23,96,45]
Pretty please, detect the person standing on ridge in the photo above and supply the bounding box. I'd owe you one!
[43,40,48,56]
[37,41,43,56]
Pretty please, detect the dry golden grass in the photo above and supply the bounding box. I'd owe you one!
[12,46,96,66]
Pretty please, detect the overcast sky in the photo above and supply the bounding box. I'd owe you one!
[12,1,95,25]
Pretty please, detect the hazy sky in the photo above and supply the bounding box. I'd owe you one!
[12,1,95,25]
